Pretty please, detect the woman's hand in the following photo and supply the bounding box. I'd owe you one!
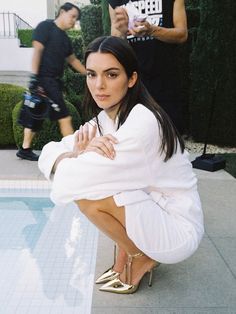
[84,134,118,160]
[73,123,97,156]
[74,122,118,159]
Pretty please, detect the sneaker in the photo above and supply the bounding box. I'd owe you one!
[16,147,39,161]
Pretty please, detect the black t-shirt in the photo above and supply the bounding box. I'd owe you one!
[108,0,180,102]
[33,20,73,78]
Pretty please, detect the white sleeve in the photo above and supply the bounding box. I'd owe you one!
[38,118,99,181]
[38,133,75,181]
[50,105,161,205]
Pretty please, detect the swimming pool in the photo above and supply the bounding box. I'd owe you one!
[0,188,98,314]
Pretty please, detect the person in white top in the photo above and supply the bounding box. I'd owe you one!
[38,36,204,294]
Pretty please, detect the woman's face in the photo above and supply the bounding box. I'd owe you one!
[86,52,137,120]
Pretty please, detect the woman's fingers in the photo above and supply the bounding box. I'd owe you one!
[86,134,118,159]
[86,146,110,158]
[77,125,118,159]
[82,122,89,140]
[98,139,115,159]
[105,134,119,144]
[78,125,83,142]
[97,135,118,159]
[89,124,97,140]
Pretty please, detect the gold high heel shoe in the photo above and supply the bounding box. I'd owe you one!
[95,244,120,284]
[99,252,158,294]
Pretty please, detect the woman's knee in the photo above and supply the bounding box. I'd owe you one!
[76,200,100,216]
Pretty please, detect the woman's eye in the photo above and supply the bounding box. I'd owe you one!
[107,72,118,78]
[87,72,95,78]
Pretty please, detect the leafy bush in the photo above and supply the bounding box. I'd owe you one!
[12,100,82,150]
[101,0,111,35]
[63,33,86,117]
[80,5,103,48]
[18,29,33,47]
[90,0,101,5]
[0,84,25,147]
[189,0,236,146]
[217,154,236,178]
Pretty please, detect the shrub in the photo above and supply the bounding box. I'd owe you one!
[0,84,25,147]
[101,0,111,35]
[174,3,201,134]
[80,5,103,48]
[12,100,82,150]
[18,29,33,47]
[63,33,86,114]
[90,0,101,5]
[189,0,236,146]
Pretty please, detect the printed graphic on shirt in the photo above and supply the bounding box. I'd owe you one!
[124,0,163,42]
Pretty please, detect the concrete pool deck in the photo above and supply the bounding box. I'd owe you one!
[0,149,236,314]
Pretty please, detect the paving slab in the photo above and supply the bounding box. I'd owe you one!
[0,149,236,314]
[91,235,236,313]
[198,179,236,237]
[0,149,43,180]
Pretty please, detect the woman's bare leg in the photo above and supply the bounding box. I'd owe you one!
[76,197,156,285]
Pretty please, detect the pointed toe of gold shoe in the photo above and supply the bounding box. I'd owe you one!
[99,278,139,294]
[95,268,120,284]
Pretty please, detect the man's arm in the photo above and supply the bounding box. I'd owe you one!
[31,40,44,74]
[67,54,86,74]
[28,40,44,92]
[151,0,188,43]
[132,0,188,44]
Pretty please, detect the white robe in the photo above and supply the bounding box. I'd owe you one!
[38,104,204,263]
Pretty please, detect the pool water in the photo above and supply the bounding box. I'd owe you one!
[0,192,98,314]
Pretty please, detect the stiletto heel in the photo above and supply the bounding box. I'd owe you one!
[99,252,157,294]
[148,261,160,286]
[95,243,119,284]
[148,269,153,287]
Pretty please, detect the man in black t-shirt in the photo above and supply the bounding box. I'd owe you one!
[17,2,86,161]
[108,0,188,134]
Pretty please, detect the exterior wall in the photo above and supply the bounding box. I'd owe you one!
[55,0,91,8]
[0,38,33,72]
[0,0,54,28]
[0,38,32,87]
[0,0,54,87]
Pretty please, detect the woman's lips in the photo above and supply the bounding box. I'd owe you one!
[96,95,109,101]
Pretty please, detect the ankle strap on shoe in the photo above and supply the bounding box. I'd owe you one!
[127,252,144,263]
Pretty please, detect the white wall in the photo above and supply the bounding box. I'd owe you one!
[0,0,54,27]
[0,38,32,71]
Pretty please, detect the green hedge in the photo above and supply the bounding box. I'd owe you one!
[17,29,83,48]
[101,0,111,35]
[63,33,86,114]
[189,0,236,146]
[80,5,103,48]
[12,100,82,150]
[0,84,25,146]
[18,29,33,47]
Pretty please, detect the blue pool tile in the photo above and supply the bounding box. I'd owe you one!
[0,194,98,314]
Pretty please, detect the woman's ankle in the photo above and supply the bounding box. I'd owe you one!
[120,254,155,285]
[113,247,127,273]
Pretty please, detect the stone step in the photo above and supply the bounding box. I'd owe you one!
[0,71,30,88]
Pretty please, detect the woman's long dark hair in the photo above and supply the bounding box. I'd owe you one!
[82,36,184,161]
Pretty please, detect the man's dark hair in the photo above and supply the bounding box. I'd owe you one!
[57,2,81,20]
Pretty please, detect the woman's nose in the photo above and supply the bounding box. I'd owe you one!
[96,76,105,89]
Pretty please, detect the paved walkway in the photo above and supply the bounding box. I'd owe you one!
[0,149,236,313]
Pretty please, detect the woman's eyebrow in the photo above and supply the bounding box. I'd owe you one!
[104,67,120,72]
[86,67,120,72]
